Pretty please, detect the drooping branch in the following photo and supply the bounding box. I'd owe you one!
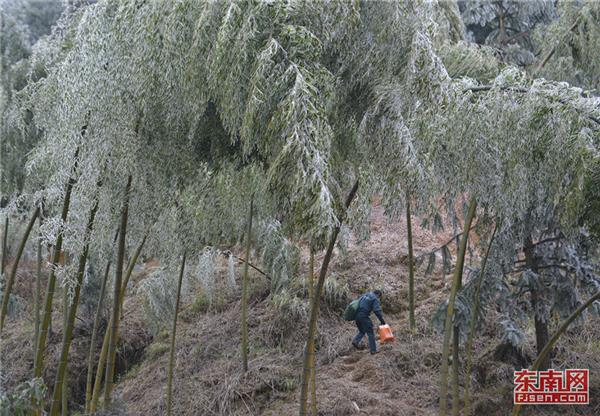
[534,14,583,75]
[465,85,600,126]
[415,223,478,262]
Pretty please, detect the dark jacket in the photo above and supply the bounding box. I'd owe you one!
[355,292,385,325]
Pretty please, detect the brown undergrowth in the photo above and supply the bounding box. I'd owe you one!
[1,200,599,415]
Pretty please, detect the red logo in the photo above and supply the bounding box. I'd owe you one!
[514,369,589,404]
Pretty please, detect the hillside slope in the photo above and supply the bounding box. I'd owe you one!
[115,201,600,416]
[1,201,598,415]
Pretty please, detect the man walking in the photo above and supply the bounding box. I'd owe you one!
[352,290,386,354]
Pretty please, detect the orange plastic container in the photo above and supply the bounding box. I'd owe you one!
[378,324,395,344]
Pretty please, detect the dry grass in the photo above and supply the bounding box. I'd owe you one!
[2,201,599,415]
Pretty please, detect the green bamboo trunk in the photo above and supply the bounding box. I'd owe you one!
[464,223,497,415]
[34,217,43,367]
[50,203,98,415]
[85,229,118,413]
[62,267,69,416]
[451,327,460,416]
[523,234,550,371]
[166,252,186,416]
[1,216,8,276]
[299,180,358,416]
[309,250,317,416]
[104,175,132,408]
[119,232,148,320]
[241,196,254,373]
[406,192,416,332]
[439,198,476,416]
[0,206,40,331]
[89,231,146,413]
[34,149,79,378]
[89,319,110,413]
[84,256,111,414]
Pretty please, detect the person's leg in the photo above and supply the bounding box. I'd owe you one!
[365,319,377,353]
[352,319,365,347]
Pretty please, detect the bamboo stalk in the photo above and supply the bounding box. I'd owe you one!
[451,326,460,416]
[34,148,79,378]
[439,198,476,416]
[308,251,314,301]
[104,175,132,408]
[62,255,69,416]
[85,253,112,413]
[89,229,146,413]
[1,216,7,276]
[241,195,254,373]
[166,252,186,416]
[523,234,550,371]
[0,206,40,331]
[89,320,109,413]
[463,223,497,415]
[308,250,317,416]
[512,290,600,416]
[299,180,359,416]
[50,202,98,415]
[34,217,43,368]
[85,229,119,413]
[406,191,415,332]
[119,232,148,320]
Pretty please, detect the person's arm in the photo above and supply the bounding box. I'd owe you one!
[372,297,385,325]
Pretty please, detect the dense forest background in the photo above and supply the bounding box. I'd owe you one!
[1,1,599,415]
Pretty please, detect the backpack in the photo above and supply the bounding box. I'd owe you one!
[343,298,361,321]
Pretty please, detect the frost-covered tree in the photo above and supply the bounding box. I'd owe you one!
[2,1,600,415]
[0,0,63,195]
[532,0,600,90]
[459,0,555,66]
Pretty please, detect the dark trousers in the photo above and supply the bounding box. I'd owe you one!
[352,316,376,352]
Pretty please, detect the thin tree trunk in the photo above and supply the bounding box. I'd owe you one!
[307,251,314,301]
[0,206,40,331]
[512,289,600,416]
[85,252,112,413]
[299,180,359,416]
[34,217,43,367]
[85,229,119,413]
[34,148,79,378]
[62,264,69,416]
[451,205,477,416]
[308,250,317,416]
[523,234,550,371]
[1,216,8,276]
[90,229,146,413]
[406,191,415,332]
[463,223,497,415]
[167,252,186,416]
[50,202,98,416]
[439,198,476,416]
[104,175,132,408]
[451,327,460,416]
[532,291,550,369]
[89,322,110,413]
[119,232,148,320]
[241,195,254,373]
